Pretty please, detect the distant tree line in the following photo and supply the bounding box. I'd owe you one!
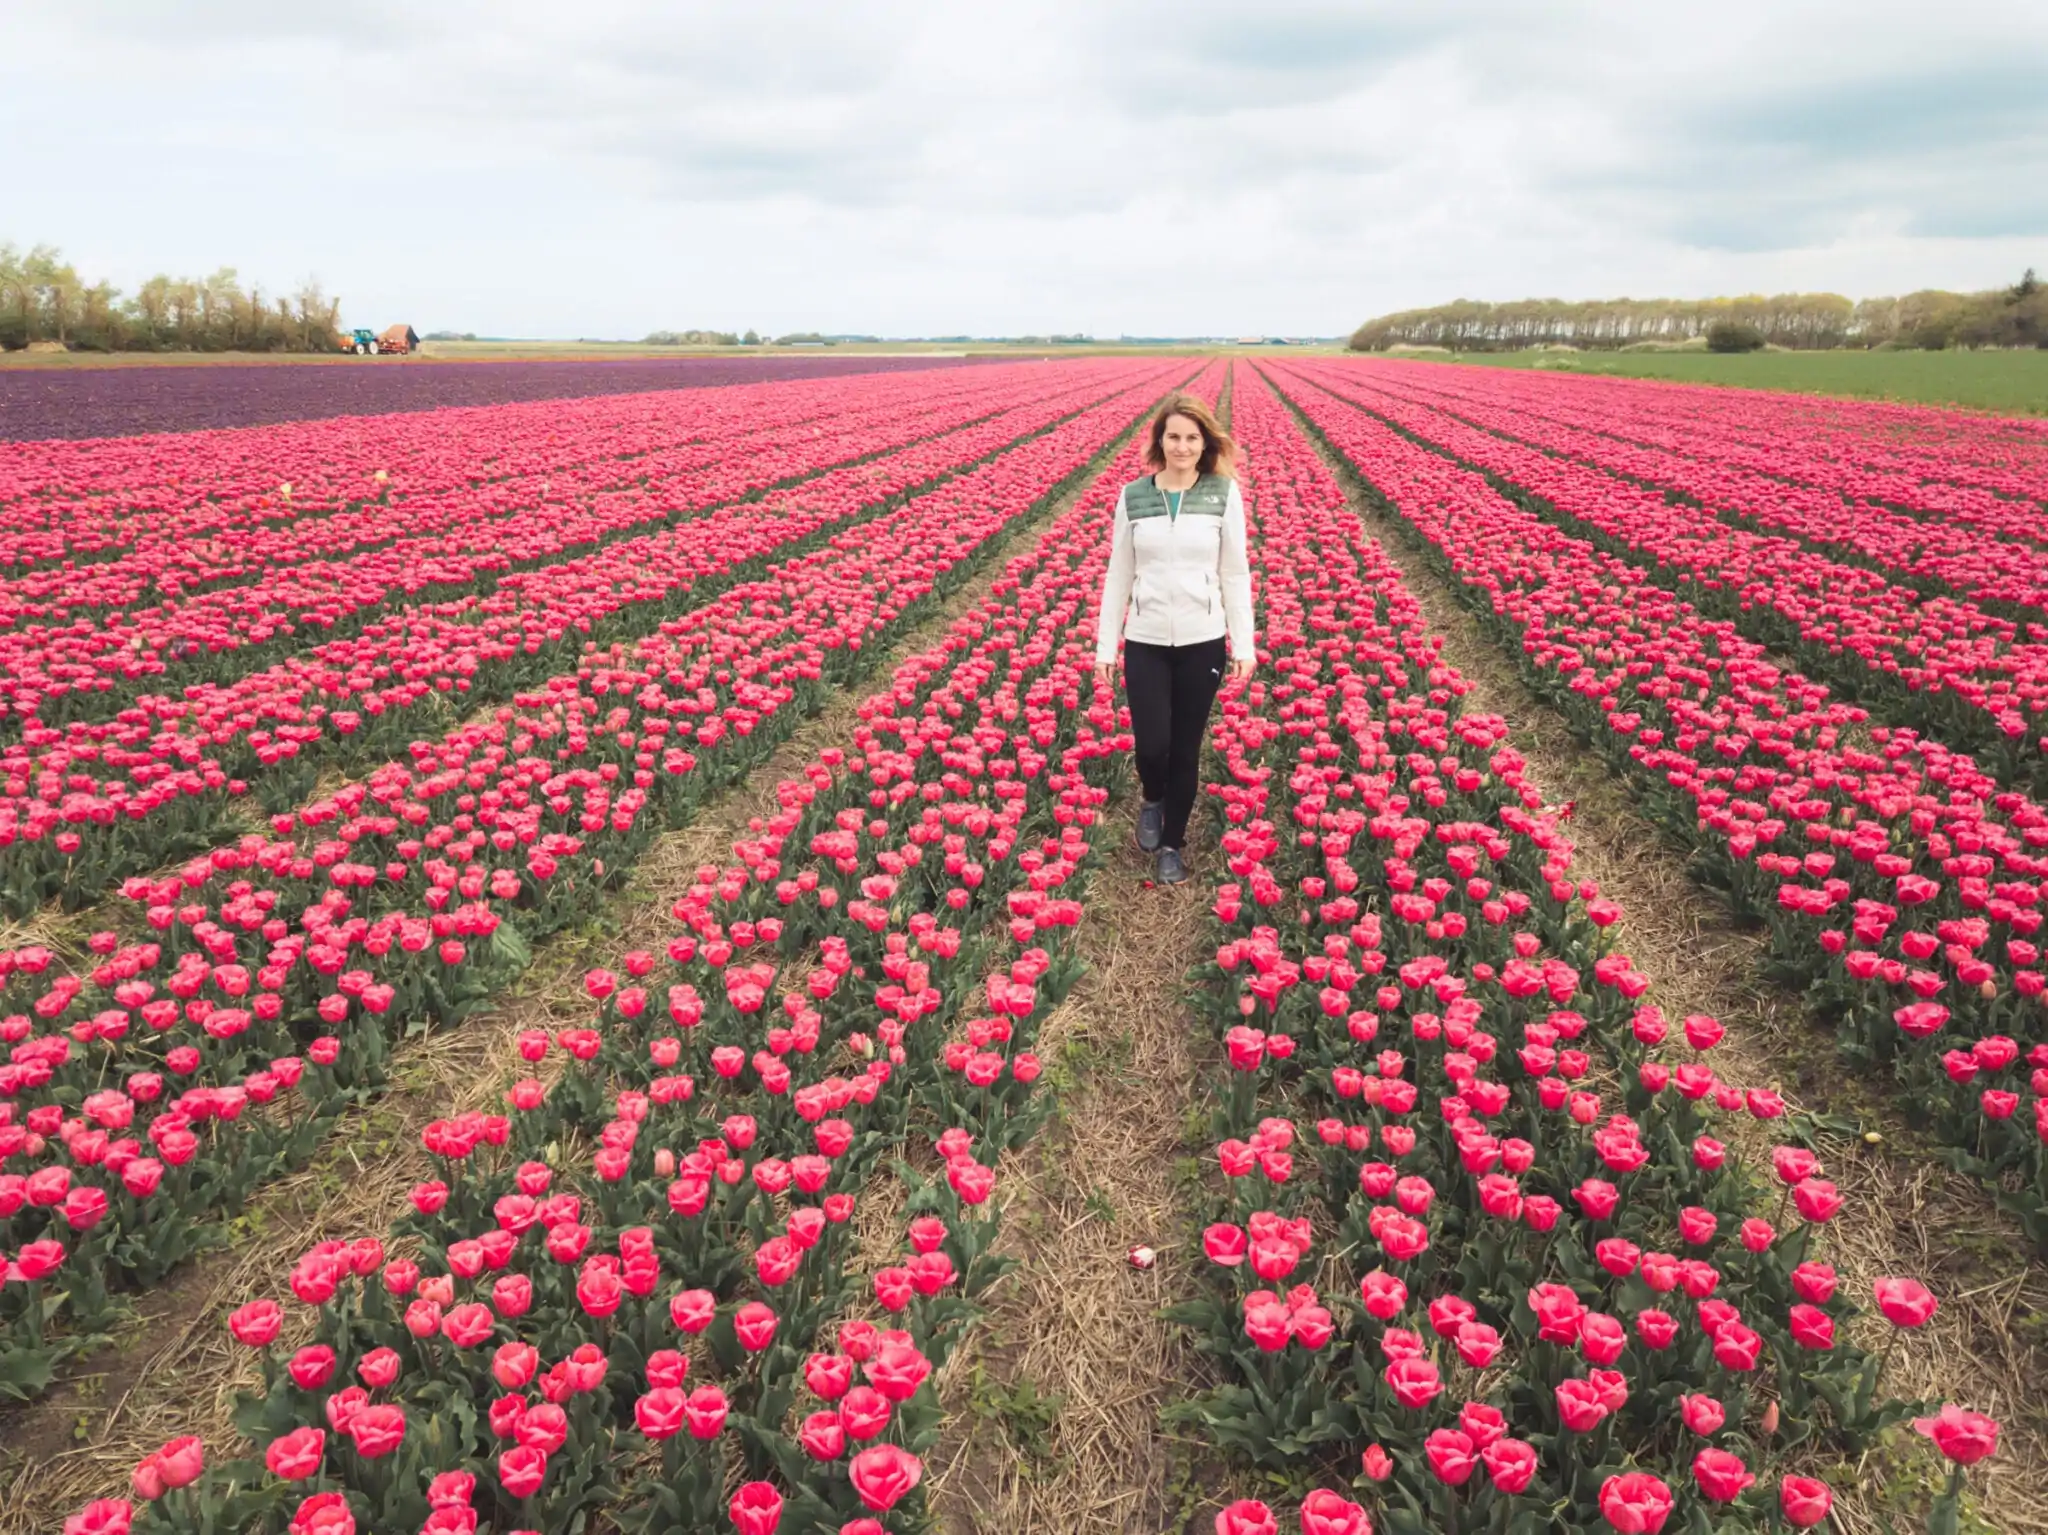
[1,241,344,352]
[1349,272,2046,352]
[643,329,763,346]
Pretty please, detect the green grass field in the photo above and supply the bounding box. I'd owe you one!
[1417,346,2048,416]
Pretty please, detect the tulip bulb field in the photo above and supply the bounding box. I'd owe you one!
[1,354,2042,1535]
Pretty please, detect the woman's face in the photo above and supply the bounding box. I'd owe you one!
[1160,414,1206,473]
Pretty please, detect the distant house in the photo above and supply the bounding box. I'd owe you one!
[379,324,420,354]
[1235,336,1266,345]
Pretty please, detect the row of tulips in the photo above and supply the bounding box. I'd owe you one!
[1163,368,1997,1535]
[1270,361,2048,1246]
[0,361,1137,731]
[1369,363,2048,617]
[0,363,1177,917]
[0,367,1191,1402]
[1288,363,2048,796]
[0,360,1154,731]
[1374,363,2048,552]
[54,367,1227,1535]
[0,363,1018,588]
[0,365,997,611]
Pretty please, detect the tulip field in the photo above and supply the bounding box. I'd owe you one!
[0,353,2037,1534]
[0,354,992,442]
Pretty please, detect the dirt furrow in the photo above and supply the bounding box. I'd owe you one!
[928,825,1216,1534]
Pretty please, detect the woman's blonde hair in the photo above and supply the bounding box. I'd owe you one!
[1142,394,1237,477]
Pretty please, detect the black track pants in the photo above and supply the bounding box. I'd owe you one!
[1123,636,1227,851]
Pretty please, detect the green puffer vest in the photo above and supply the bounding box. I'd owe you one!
[1123,472,1230,521]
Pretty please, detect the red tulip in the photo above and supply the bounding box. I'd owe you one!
[1424,1428,1476,1485]
[62,1500,133,1535]
[493,1342,541,1390]
[289,1492,355,1535]
[847,1443,923,1512]
[1579,1312,1626,1364]
[1679,1393,1725,1435]
[1203,1223,1249,1266]
[1383,1357,1442,1410]
[865,1340,932,1402]
[839,1385,892,1442]
[1215,1500,1278,1535]
[1692,1448,1755,1503]
[1482,1437,1537,1494]
[1556,1378,1609,1433]
[1244,1297,1292,1353]
[264,1427,325,1481]
[636,1388,686,1440]
[441,1302,495,1349]
[1912,1403,2000,1465]
[1633,1308,1677,1350]
[1778,1475,1833,1528]
[1790,1178,1843,1223]
[1528,1282,1585,1344]
[805,1352,855,1401]
[1874,1276,1939,1328]
[130,1457,165,1504]
[670,1288,717,1333]
[729,1481,783,1535]
[1358,1269,1407,1319]
[346,1404,405,1458]
[799,1410,846,1460]
[685,1385,730,1439]
[1297,1489,1371,1535]
[154,1436,204,1491]
[498,1444,548,1499]
[356,1347,400,1388]
[1453,1321,1502,1368]
[228,1299,283,1348]
[1790,1261,1838,1304]
[1694,1308,1752,1363]
[1598,1472,1673,1534]
[734,1301,779,1351]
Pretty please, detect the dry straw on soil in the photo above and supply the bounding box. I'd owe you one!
[927,835,1215,1534]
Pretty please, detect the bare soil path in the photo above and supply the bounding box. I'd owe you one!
[928,833,1216,1534]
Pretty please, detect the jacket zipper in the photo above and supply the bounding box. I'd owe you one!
[1133,479,1209,641]
[1160,475,1195,644]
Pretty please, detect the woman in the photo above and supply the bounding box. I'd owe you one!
[1094,394,1256,885]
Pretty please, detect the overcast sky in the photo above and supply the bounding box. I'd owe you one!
[5,0,2044,338]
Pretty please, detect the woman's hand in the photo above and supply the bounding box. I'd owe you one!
[1093,663,1117,691]
[1228,657,1256,682]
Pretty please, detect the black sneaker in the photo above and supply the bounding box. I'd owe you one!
[1156,847,1188,885]
[1136,799,1165,853]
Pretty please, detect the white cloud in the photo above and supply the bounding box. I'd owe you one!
[3,0,2042,336]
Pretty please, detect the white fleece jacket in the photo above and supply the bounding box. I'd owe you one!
[1094,476,1256,665]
